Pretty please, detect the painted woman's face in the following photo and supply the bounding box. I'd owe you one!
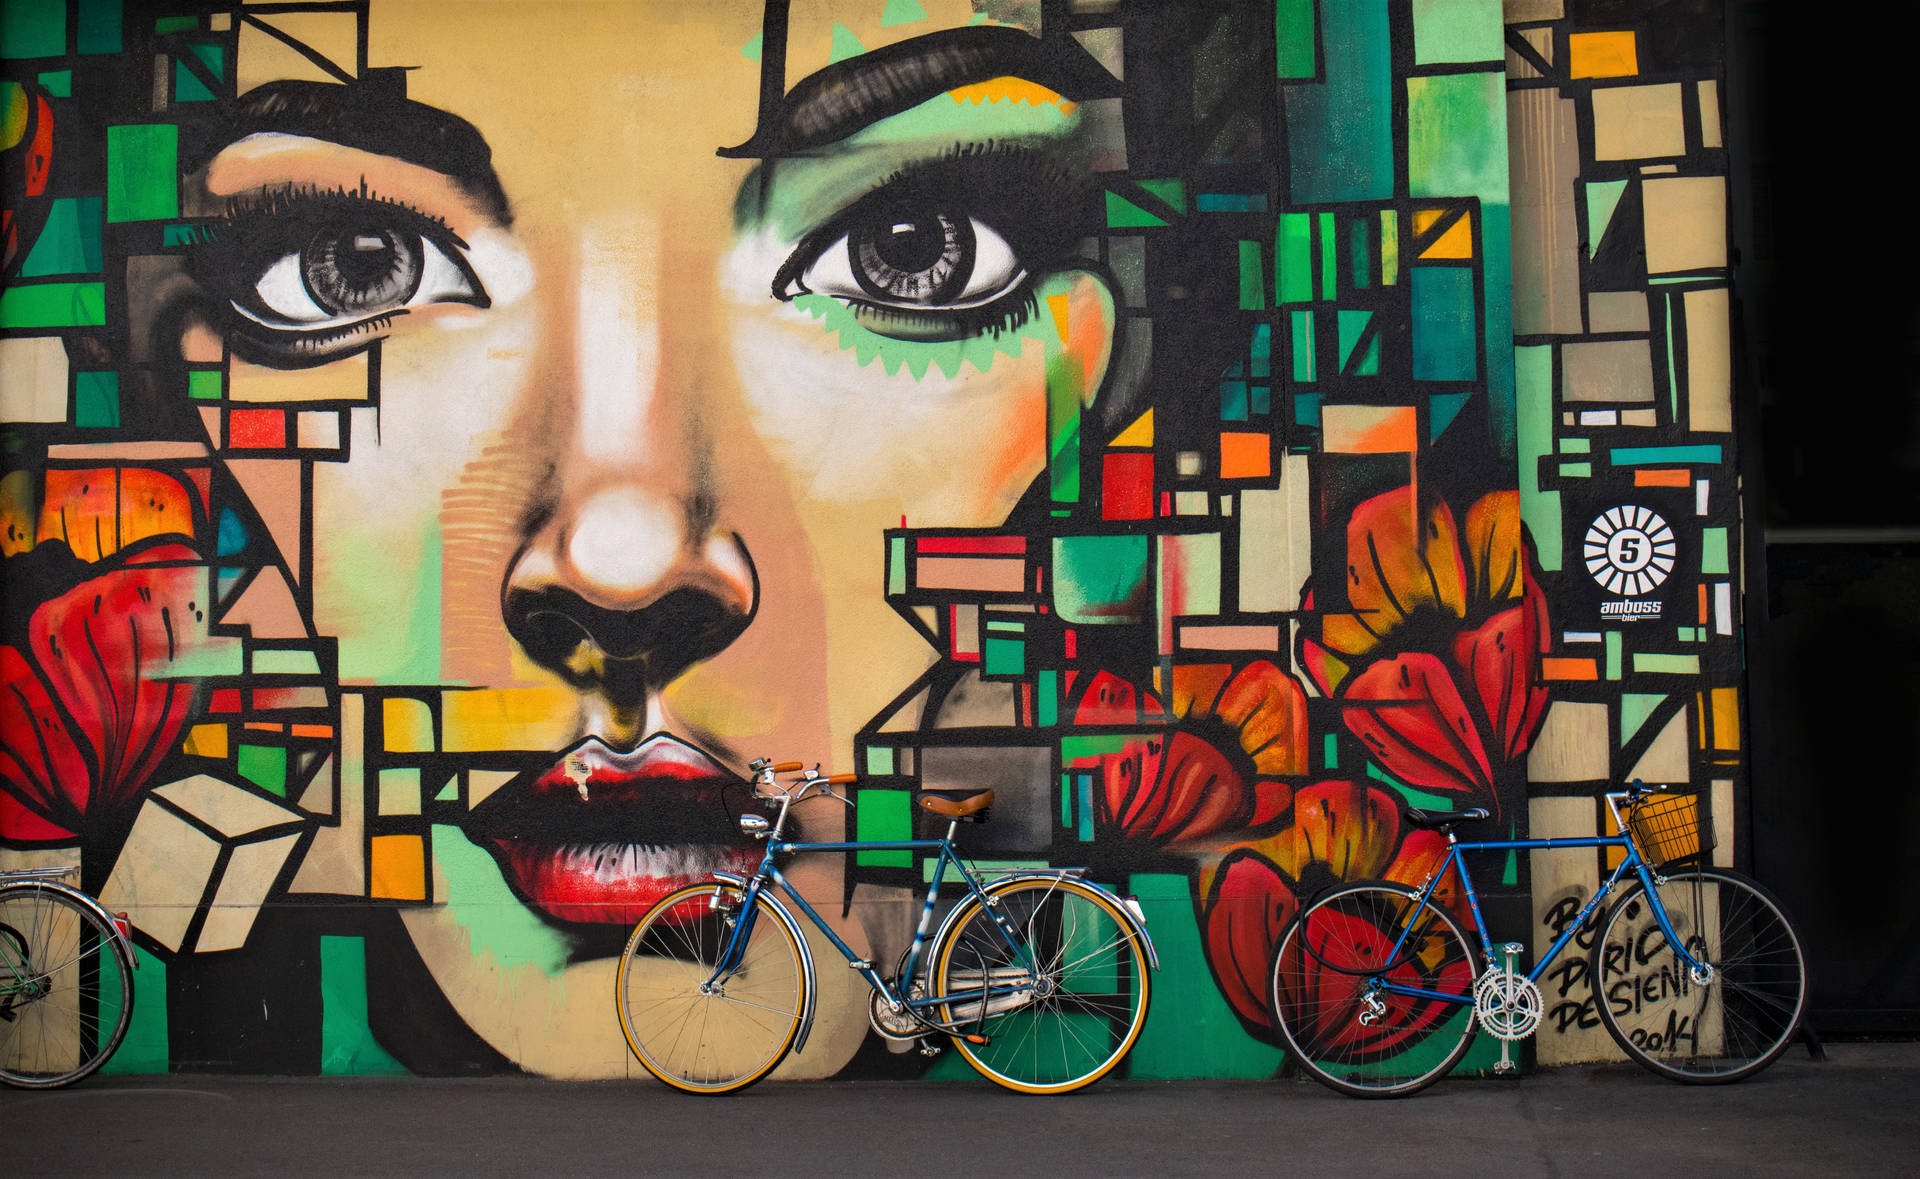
[180,0,1113,1074]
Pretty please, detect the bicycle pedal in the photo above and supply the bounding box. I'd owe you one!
[918,1042,942,1057]
[848,959,872,970]
[1493,1058,1518,1075]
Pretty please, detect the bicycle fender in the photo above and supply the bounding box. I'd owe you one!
[709,872,820,1055]
[26,879,140,970]
[931,871,1161,972]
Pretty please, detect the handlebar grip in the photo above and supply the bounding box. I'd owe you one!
[825,772,857,784]
[771,761,804,773]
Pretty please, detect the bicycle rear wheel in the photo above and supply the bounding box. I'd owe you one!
[931,877,1151,1094]
[1270,883,1477,1098]
[1592,868,1806,1083]
[0,880,135,1089]
[615,881,807,1094]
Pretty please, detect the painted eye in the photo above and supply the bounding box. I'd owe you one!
[238,222,480,329]
[792,203,1024,311]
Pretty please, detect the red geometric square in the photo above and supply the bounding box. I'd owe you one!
[228,408,286,448]
[1101,452,1154,521]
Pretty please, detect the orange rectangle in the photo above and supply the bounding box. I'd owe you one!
[1633,468,1691,487]
[1710,687,1740,750]
[1541,657,1599,680]
[1569,30,1638,78]
[1322,405,1418,454]
[290,724,335,739]
[915,556,1027,592]
[370,834,427,901]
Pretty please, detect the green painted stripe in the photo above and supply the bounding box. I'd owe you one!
[1609,444,1723,465]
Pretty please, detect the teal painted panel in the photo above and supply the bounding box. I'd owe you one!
[1284,0,1392,202]
[1411,267,1476,381]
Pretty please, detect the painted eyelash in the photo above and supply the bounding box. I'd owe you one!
[771,141,1090,334]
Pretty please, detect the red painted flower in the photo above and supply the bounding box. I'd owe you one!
[1,468,209,842]
[1301,487,1550,811]
[1068,662,1307,849]
[1195,781,1459,1035]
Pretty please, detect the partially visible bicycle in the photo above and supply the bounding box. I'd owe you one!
[616,759,1158,1094]
[0,865,137,1088]
[1269,783,1807,1098]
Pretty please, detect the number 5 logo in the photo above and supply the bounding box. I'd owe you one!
[1584,506,1676,596]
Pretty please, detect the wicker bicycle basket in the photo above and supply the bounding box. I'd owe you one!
[1626,791,1713,869]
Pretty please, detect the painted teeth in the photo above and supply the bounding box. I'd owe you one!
[557,842,716,882]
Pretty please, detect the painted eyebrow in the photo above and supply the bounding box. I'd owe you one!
[193,77,513,224]
[720,24,1120,159]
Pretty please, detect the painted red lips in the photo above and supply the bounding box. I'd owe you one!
[464,734,764,926]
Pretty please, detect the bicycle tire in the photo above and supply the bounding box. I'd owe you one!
[615,880,807,1094]
[0,880,135,1089]
[1591,868,1807,1083]
[1270,882,1478,1098]
[931,876,1151,1094]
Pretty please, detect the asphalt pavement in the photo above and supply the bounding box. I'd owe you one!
[7,1040,1917,1177]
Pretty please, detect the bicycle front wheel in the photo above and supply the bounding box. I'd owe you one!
[615,881,807,1094]
[1270,883,1478,1098]
[931,877,1151,1094]
[1592,868,1806,1083]
[0,880,135,1089]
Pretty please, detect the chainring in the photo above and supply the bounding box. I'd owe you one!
[1473,968,1543,1041]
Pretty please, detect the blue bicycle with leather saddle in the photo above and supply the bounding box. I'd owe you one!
[1269,782,1807,1097]
[615,758,1158,1094]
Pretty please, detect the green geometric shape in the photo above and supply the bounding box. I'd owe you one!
[433,779,459,802]
[1338,310,1373,372]
[1609,444,1723,466]
[1585,180,1629,254]
[1620,694,1666,744]
[1,0,64,59]
[237,744,288,796]
[1284,0,1392,203]
[1319,212,1337,300]
[36,69,72,96]
[887,536,906,596]
[188,369,223,400]
[74,370,119,427]
[320,937,409,1076]
[1237,241,1265,310]
[107,124,180,222]
[1411,266,1476,381]
[1429,391,1471,439]
[880,0,928,26]
[0,281,106,327]
[1276,213,1313,304]
[21,197,104,276]
[1105,191,1167,228]
[1605,631,1623,681]
[101,944,166,1075]
[1350,218,1372,290]
[1290,310,1315,381]
[1221,378,1249,421]
[1633,653,1701,675]
[1323,732,1338,769]
[1275,0,1316,79]
[1294,391,1321,427]
[173,42,224,102]
[1046,350,1084,505]
[154,15,198,33]
[1251,322,1272,377]
[78,0,122,53]
[1137,178,1185,213]
[1558,461,1591,477]
[865,745,895,776]
[1559,436,1591,453]
[855,790,912,868]
[1411,0,1503,65]
[828,23,866,64]
[983,635,1025,676]
[1515,345,1561,570]
[253,648,321,675]
[1700,527,1729,575]
[1037,670,1058,726]
[740,33,762,62]
[1052,534,1150,625]
[1124,873,1287,1078]
[1407,71,1507,199]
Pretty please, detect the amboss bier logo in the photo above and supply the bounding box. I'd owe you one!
[1584,506,1675,597]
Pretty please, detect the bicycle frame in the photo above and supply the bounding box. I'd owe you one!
[1371,794,1713,1009]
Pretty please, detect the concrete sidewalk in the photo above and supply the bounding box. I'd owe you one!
[7,1041,1916,1177]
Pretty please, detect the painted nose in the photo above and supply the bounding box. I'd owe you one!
[502,484,756,703]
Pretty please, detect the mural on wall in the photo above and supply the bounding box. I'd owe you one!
[0,0,1736,1080]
